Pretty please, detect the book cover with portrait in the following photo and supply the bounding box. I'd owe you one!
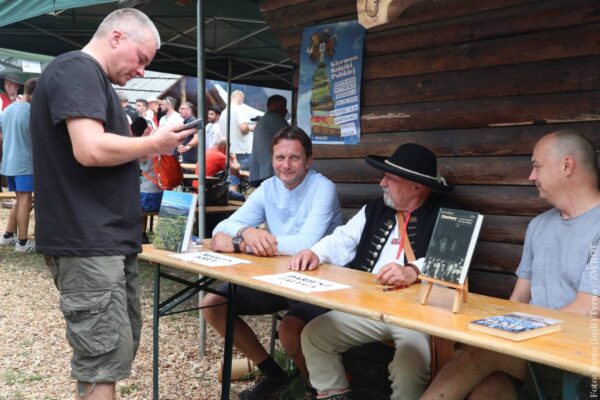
[421,208,483,285]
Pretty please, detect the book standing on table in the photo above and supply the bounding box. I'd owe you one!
[153,190,197,252]
[421,208,483,285]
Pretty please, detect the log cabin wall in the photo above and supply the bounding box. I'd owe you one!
[258,0,600,298]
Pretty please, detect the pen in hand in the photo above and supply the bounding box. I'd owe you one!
[382,285,407,292]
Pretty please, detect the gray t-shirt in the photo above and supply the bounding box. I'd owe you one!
[516,204,600,309]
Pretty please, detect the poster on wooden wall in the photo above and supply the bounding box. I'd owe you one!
[297,20,365,145]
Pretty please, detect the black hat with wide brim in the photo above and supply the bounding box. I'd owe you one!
[365,143,453,192]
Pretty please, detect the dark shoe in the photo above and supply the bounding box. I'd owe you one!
[238,374,289,400]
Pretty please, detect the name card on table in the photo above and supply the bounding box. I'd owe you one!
[253,272,351,293]
[170,251,251,267]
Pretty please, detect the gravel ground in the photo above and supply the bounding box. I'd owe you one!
[0,210,275,400]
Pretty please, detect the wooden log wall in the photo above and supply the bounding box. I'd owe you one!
[259,0,600,299]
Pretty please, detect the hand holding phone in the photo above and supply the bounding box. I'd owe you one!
[176,118,203,131]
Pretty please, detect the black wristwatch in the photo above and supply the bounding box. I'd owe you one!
[232,235,243,253]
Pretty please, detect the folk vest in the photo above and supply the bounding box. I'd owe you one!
[348,194,449,272]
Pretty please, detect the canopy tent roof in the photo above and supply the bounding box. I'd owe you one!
[0,0,293,89]
[0,47,54,83]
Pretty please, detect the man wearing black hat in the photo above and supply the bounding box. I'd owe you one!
[290,143,454,400]
[0,73,21,112]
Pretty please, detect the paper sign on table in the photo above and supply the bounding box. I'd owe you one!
[252,272,351,293]
[170,251,251,267]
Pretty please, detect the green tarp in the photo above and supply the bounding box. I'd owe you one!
[0,0,117,28]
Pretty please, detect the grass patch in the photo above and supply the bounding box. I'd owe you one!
[119,383,139,396]
[2,369,44,386]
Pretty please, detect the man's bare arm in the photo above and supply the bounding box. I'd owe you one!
[67,118,193,167]
[562,292,598,317]
[509,278,532,304]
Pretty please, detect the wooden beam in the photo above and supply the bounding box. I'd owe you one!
[360,91,600,133]
[336,184,549,216]
[362,56,600,107]
[472,241,523,274]
[366,23,600,79]
[312,122,600,158]
[357,0,425,29]
[274,0,600,55]
[468,271,517,299]
[313,156,534,185]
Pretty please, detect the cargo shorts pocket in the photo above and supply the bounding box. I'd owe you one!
[60,290,119,357]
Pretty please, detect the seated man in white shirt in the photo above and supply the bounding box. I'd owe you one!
[290,143,454,400]
[202,126,343,400]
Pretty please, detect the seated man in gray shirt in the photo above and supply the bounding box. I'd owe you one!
[422,129,600,400]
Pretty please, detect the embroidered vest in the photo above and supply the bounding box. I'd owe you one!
[348,194,450,272]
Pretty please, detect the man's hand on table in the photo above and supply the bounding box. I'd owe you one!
[241,228,278,257]
[289,250,320,271]
[376,263,418,286]
[211,232,236,253]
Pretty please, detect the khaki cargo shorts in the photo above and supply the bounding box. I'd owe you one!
[46,255,142,382]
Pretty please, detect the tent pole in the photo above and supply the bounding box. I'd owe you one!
[197,0,207,360]
[226,57,232,172]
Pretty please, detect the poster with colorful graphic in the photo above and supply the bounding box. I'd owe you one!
[297,20,366,145]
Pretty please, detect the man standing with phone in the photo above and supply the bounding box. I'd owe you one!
[30,8,194,399]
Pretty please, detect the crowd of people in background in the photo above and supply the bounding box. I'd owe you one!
[1,6,597,400]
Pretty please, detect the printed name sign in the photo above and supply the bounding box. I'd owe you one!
[252,272,351,293]
[170,251,251,267]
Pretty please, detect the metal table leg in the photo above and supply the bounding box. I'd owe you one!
[153,264,160,400]
[221,283,237,400]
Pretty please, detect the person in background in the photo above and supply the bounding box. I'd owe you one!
[0,73,22,192]
[179,104,223,160]
[249,95,289,187]
[0,77,38,253]
[29,8,194,399]
[146,96,160,127]
[135,98,156,129]
[191,137,244,202]
[219,90,253,192]
[117,91,138,124]
[175,101,198,163]
[0,73,21,112]
[158,96,183,127]
[206,105,222,148]
[202,127,343,400]
[422,130,600,400]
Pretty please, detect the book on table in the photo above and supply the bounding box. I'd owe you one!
[469,312,563,341]
[153,190,197,252]
[420,208,484,285]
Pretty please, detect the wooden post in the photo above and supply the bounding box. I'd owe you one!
[419,276,469,314]
[357,0,425,29]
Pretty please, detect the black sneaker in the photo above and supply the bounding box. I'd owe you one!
[238,375,289,400]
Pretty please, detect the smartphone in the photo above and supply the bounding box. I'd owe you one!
[176,118,204,131]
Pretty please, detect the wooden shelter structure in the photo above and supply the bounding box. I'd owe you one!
[259,0,600,298]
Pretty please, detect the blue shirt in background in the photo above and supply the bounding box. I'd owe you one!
[0,102,33,176]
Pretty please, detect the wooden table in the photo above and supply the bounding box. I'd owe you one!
[180,163,196,171]
[140,244,595,399]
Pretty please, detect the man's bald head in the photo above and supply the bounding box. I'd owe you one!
[545,130,597,177]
